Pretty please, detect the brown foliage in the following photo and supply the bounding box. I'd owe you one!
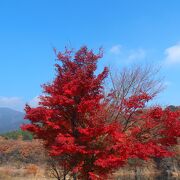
[25,164,39,176]
[0,138,46,165]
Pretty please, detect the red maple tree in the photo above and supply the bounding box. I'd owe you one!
[22,46,180,180]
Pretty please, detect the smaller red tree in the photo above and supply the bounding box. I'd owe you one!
[22,46,180,180]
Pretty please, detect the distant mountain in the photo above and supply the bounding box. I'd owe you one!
[166,105,180,111]
[0,107,26,133]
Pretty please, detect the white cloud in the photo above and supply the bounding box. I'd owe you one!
[29,96,40,107]
[128,48,146,61]
[108,45,147,66]
[164,81,172,87]
[109,45,122,55]
[0,96,41,111]
[0,96,24,111]
[165,43,180,64]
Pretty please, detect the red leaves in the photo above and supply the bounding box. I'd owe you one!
[149,107,163,119]
[22,46,180,179]
[56,133,75,145]
[95,155,125,169]
[123,92,152,109]
[89,172,103,180]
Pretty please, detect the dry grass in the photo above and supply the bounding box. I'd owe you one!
[0,137,179,179]
[113,162,159,179]
[0,164,179,180]
[0,165,51,180]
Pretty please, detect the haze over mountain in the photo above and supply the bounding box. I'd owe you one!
[0,107,25,133]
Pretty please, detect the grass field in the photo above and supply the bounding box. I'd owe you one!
[0,137,179,180]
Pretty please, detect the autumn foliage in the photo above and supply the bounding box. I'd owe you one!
[0,137,45,164]
[21,46,180,179]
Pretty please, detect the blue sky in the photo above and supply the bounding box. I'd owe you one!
[0,0,180,111]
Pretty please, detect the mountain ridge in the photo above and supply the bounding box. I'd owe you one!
[0,107,25,133]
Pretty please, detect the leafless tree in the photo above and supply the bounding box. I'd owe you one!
[47,157,70,180]
[109,64,164,100]
[105,64,165,131]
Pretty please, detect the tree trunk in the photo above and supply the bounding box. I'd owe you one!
[63,174,66,180]
[73,173,77,180]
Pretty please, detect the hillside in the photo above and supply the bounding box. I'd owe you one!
[0,107,25,133]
